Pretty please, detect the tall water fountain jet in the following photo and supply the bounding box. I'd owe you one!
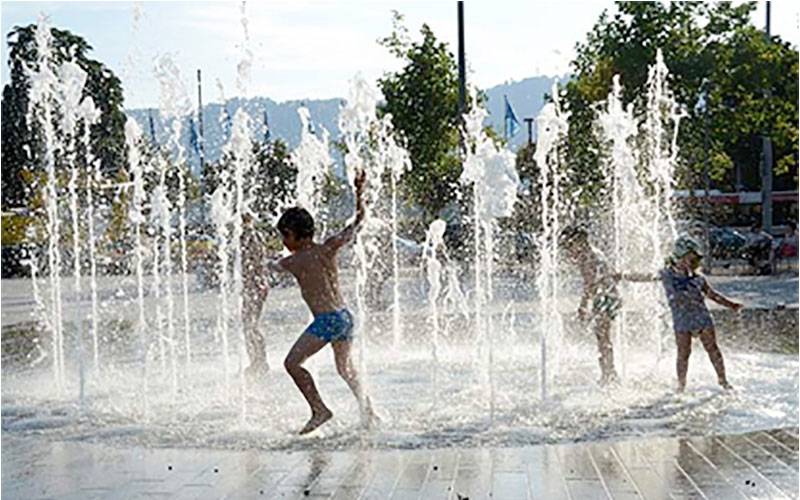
[374,114,411,347]
[125,116,150,420]
[460,96,520,420]
[27,15,65,392]
[154,53,193,381]
[641,50,681,360]
[533,84,570,402]
[59,58,98,405]
[597,50,682,375]
[338,75,384,416]
[80,99,102,375]
[422,219,447,406]
[292,106,332,226]
[232,0,255,422]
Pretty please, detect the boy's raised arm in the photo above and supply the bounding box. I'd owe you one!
[266,256,291,274]
[324,170,366,251]
[616,272,659,282]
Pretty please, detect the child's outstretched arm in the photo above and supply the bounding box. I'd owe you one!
[266,256,292,274]
[616,272,659,282]
[324,169,366,251]
[702,281,742,312]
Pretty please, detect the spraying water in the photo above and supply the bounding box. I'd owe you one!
[338,75,384,419]
[154,53,193,381]
[597,50,682,378]
[422,219,447,409]
[27,15,66,392]
[125,116,150,420]
[292,106,332,223]
[533,84,570,402]
[460,95,520,420]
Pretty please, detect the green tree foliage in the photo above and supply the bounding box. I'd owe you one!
[562,2,798,203]
[204,138,298,225]
[249,138,298,223]
[377,11,462,229]
[1,24,127,212]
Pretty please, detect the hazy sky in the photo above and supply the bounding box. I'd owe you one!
[1,1,797,110]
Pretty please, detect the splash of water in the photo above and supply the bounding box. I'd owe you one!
[125,116,149,420]
[154,53,192,392]
[80,98,101,374]
[460,95,520,423]
[533,84,570,402]
[27,15,65,392]
[597,49,682,377]
[338,75,384,420]
[292,106,332,222]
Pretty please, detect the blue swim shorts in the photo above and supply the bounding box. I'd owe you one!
[305,309,354,342]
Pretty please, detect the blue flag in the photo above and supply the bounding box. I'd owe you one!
[148,111,157,145]
[504,95,520,139]
[189,117,199,154]
[263,109,271,142]
[221,104,232,139]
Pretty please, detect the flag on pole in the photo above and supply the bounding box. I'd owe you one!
[189,117,199,154]
[221,104,232,139]
[148,110,157,145]
[263,109,271,142]
[504,95,520,140]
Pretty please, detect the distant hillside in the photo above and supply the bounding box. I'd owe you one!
[124,74,571,171]
[125,97,343,175]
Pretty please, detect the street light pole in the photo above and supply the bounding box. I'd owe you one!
[761,1,773,232]
[702,81,711,273]
[524,118,534,146]
[457,1,466,117]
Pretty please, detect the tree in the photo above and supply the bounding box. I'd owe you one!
[377,12,462,233]
[1,24,127,212]
[561,2,798,205]
[249,138,298,223]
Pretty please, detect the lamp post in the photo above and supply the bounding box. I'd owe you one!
[696,78,712,272]
[761,1,773,233]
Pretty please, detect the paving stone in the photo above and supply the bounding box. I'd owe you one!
[3,428,799,500]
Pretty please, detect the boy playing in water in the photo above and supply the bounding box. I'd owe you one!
[267,170,377,434]
[559,226,620,385]
[622,235,742,392]
[241,212,270,377]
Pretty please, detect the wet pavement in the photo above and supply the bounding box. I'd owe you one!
[2,426,797,499]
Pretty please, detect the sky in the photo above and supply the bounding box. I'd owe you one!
[1,1,798,110]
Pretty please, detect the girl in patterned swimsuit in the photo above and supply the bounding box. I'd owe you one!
[623,236,742,393]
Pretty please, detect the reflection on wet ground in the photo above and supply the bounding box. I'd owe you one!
[2,426,797,499]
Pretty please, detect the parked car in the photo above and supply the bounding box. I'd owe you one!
[708,227,747,259]
[674,219,746,260]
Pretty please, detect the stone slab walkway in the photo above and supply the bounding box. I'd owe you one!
[2,427,797,500]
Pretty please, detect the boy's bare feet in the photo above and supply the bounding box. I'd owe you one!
[599,371,619,387]
[299,408,332,435]
[244,362,269,380]
[360,398,382,429]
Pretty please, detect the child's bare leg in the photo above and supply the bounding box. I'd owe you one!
[675,332,692,392]
[243,290,269,372]
[332,340,364,403]
[593,316,618,384]
[332,340,377,424]
[284,333,331,434]
[699,327,730,389]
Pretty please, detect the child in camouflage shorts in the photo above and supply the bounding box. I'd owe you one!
[560,226,620,385]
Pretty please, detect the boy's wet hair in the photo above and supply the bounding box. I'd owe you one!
[277,207,315,238]
[559,225,588,248]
